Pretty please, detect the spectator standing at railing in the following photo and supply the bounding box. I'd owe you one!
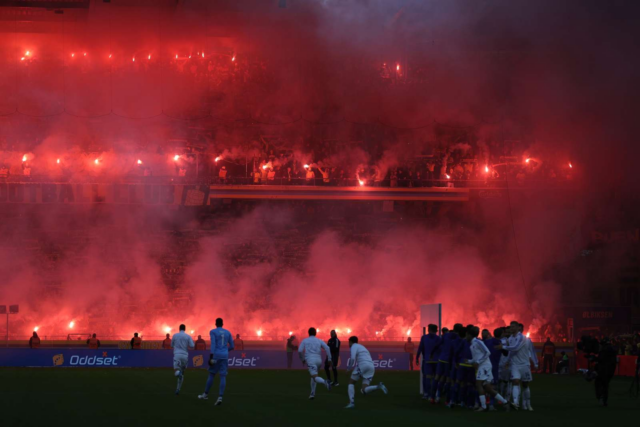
[218,166,227,184]
[195,335,207,350]
[131,332,142,350]
[253,168,261,184]
[235,334,244,351]
[29,331,40,349]
[404,337,415,370]
[305,167,315,185]
[542,337,555,373]
[317,167,331,185]
[162,333,172,349]
[287,335,299,368]
[87,334,100,349]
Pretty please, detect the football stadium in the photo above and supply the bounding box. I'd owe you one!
[1,1,639,426]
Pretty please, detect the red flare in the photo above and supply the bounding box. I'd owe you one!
[173,155,180,161]
[137,159,142,165]
[22,155,27,162]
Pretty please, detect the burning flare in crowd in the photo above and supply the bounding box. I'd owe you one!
[569,162,573,168]
[68,321,74,329]
[358,180,364,186]
[22,155,27,162]
[257,329,263,337]
[94,159,100,165]
[56,158,60,164]
[484,165,489,173]
[34,326,39,332]
[173,155,180,161]
[137,159,142,165]
[215,156,220,162]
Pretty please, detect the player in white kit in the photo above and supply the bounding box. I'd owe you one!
[171,324,195,395]
[345,336,388,409]
[466,326,508,411]
[498,321,532,410]
[298,327,332,399]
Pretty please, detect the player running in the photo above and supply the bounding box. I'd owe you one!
[345,336,388,409]
[171,324,195,395]
[298,327,332,399]
[198,318,234,406]
[467,326,508,411]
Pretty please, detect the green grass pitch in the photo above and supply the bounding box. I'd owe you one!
[0,369,637,426]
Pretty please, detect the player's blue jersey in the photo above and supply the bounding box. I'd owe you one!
[210,327,234,359]
[453,338,471,365]
[416,332,441,363]
[438,332,459,363]
[483,337,501,368]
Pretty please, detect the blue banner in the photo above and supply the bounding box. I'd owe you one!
[0,349,409,370]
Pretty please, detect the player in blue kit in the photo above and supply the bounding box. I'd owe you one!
[433,323,463,403]
[416,324,441,401]
[448,325,474,409]
[482,328,504,410]
[198,318,235,406]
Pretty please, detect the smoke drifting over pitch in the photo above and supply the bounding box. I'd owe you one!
[0,1,637,338]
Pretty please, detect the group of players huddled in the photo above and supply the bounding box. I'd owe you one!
[417,321,537,412]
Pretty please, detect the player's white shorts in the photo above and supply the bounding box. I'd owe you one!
[476,362,493,384]
[351,362,375,384]
[306,358,322,376]
[173,354,188,371]
[510,364,533,382]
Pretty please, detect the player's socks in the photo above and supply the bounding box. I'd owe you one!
[364,385,379,394]
[523,387,531,410]
[219,376,226,397]
[430,378,439,398]
[511,385,520,409]
[205,373,215,394]
[494,393,507,404]
[449,382,459,405]
[348,384,356,404]
[424,377,432,397]
[314,377,326,385]
[176,375,184,392]
[310,378,317,395]
[479,395,487,409]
